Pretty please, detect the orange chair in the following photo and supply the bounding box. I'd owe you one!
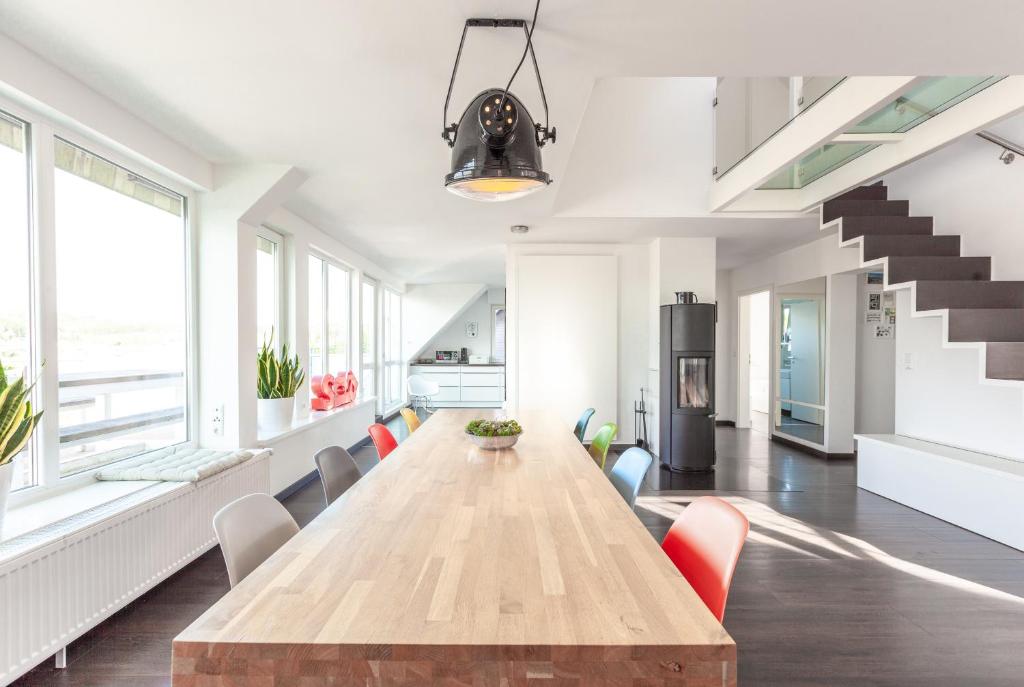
[660,496,749,622]
[368,423,398,461]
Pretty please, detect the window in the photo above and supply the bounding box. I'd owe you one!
[360,278,377,398]
[308,254,352,385]
[381,287,402,411]
[327,264,350,372]
[54,139,189,476]
[0,110,35,490]
[256,228,283,348]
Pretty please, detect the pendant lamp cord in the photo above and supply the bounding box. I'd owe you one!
[497,0,541,118]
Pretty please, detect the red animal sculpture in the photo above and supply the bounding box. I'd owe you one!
[311,371,359,410]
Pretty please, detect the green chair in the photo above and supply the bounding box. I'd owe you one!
[573,408,596,442]
[588,422,617,470]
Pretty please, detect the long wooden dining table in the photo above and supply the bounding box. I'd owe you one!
[172,409,736,686]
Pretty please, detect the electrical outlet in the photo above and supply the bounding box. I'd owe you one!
[903,353,913,370]
[212,404,224,436]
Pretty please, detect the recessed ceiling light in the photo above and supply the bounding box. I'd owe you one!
[441,3,556,202]
[510,225,530,234]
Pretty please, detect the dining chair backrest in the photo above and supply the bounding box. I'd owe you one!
[587,422,617,470]
[400,407,421,433]
[213,493,300,588]
[573,407,596,442]
[368,423,398,460]
[608,447,653,510]
[660,496,749,622]
[314,445,361,506]
[407,374,441,397]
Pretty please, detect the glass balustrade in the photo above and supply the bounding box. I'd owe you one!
[714,76,1004,190]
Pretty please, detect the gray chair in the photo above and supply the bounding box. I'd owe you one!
[608,447,654,511]
[314,445,362,506]
[213,493,299,588]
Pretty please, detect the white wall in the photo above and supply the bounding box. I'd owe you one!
[508,243,649,445]
[402,283,487,362]
[555,77,715,217]
[881,132,1024,458]
[894,290,1024,461]
[855,272,895,434]
[421,292,504,362]
[0,33,212,190]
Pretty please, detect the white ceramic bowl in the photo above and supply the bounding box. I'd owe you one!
[465,432,520,450]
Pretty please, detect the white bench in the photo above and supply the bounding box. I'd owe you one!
[856,434,1024,551]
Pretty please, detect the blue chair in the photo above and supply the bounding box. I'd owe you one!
[573,408,596,442]
[609,447,653,510]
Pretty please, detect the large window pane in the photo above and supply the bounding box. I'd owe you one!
[327,264,350,373]
[0,111,34,490]
[361,279,376,397]
[55,139,189,476]
[256,233,280,348]
[308,255,324,379]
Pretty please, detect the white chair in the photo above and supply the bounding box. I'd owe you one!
[314,445,362,506]
[213,493,300,588]
[407,374,440,413]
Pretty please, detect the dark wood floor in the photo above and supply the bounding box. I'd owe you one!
[15,415,1024,686]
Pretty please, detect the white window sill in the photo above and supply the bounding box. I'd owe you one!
[257,396,377,445]
[1,480,184,546]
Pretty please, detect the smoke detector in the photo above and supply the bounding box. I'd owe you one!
[510,225,530,234]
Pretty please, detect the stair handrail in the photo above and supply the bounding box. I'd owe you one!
[975,130,1022,164]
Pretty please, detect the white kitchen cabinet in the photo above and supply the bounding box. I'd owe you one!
[408,365,505,408]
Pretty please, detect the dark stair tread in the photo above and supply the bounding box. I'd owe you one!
[832,183,888,202]
[840,216,933,242]
[861,234,960,260]
[823,199,909,223]
[948,309,1024,343]
[916,281,1024,310]
[986,343,1024,380]
[887,256,991,283]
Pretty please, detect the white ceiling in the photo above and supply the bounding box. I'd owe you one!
[3,0,1023,284]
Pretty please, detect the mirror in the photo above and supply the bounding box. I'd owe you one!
[775,278,826,445]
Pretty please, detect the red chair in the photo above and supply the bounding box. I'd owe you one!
[661,496,749,622]
[368,423,398,461]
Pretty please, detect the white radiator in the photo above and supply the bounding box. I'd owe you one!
[0,451,269,685]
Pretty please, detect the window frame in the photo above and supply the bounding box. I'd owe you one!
[1,93,198,507]
[360,276,379,401]
[255,225,285,350]
[307,249,354,386]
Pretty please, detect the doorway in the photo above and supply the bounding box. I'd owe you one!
[736,290,770,433]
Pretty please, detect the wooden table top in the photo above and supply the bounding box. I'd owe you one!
[173,409,734,684]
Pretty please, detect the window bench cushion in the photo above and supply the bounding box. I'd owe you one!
[95,446,254,482]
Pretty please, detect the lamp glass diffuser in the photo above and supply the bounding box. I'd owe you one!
[445,89,551,202]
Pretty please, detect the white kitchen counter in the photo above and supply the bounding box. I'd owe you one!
[409,364,505,408]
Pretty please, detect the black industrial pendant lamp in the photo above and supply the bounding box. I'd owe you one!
[442,2,556,202]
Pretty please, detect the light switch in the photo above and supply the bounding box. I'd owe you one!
[903,353,913,370]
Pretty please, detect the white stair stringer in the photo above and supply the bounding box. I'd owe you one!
[819,211,1024,393]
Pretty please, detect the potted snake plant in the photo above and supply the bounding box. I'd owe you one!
[257,332,304,432]
[1,362,43,535]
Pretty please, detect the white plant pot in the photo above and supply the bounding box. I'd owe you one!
[0,462,13,540]
[258,397,296,432]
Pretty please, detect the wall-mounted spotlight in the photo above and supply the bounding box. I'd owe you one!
[441,4,556,202]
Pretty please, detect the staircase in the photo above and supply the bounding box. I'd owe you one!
[820,182,1024,383]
